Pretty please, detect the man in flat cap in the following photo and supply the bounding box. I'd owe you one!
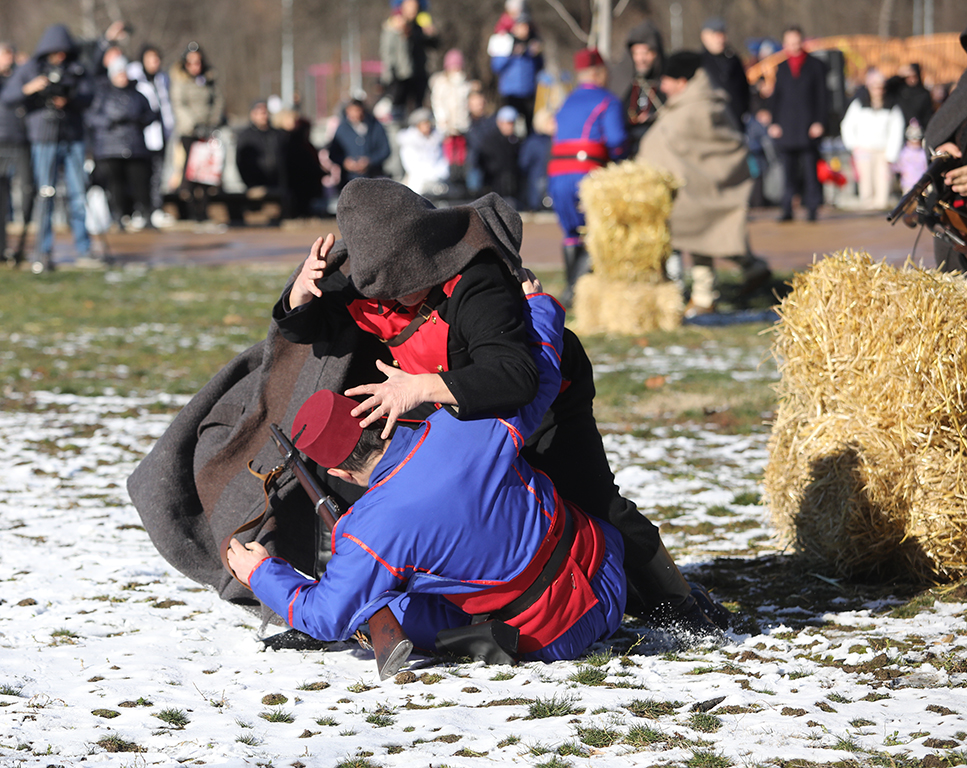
[638,50,770,316]
[699,17,750,130]
[547,48,627,308]
[230,278,628,661]
[273,177,732,642]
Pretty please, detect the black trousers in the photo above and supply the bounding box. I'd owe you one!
[101,156,152,220]
[0,141,35,256]
[779,145,822,215]
[521,330,662,599]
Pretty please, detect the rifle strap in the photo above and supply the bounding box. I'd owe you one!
[383,285,446,347]
[219,460,285,587]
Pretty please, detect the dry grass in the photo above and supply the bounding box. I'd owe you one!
[765,250,967,582]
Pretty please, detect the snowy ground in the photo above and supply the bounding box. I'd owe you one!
[1,388,965,768]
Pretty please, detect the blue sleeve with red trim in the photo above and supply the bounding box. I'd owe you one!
[248,527,404,642]
[514,293,565,438]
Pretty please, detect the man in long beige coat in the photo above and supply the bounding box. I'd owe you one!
[637,51,768,314]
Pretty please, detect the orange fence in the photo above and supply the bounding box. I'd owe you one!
[746,33,966,89]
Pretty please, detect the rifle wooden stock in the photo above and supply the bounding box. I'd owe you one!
[268,423,413,680]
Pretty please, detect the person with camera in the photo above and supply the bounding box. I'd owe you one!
[1,24,94,272]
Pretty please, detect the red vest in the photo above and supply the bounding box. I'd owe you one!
[346,275,462,375]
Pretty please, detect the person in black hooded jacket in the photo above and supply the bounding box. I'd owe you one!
[609,19,665,156]
[1,24,94,271]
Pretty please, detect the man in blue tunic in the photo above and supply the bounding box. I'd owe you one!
[227,277,627,662]
[547,48,627,307]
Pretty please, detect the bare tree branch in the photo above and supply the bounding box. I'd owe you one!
[542,0,590,43]
[613,0,631,16]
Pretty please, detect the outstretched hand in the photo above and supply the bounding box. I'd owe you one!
[345,361,434,438]
[290,233,335,309]
[226,537,269,588]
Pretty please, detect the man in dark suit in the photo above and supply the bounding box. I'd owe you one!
[699,17,749,130]
[766,26,827,222]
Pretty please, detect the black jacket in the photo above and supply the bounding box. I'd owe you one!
[769,54,828,150]
[86,77,155,159]
[701,47,749,128]
[0,24,93,144]
[274,251,539,416]
[236,123,288,189]
[0,69,27,144]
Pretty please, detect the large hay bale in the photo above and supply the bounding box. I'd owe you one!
[578,161,677,283]
[765,250,967,582]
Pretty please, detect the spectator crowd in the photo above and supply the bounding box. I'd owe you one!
[0,3,959,282]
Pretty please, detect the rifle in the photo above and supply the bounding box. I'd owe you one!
[267,423,413,680]
[887,152,967,250]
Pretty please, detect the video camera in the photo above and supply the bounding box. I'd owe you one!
[38,59,84,105]
[887,153,967,252]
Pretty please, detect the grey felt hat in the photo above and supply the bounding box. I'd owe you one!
[337,178,524,300]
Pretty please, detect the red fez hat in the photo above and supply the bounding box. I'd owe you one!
[574,48,604,70]
[292,390,363,468]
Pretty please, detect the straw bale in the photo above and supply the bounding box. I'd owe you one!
[578,161,677,283]
[571,274,683,336]
[765,250,967,582]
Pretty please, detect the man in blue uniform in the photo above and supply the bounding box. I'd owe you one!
[548,48,627,307]
[227,278,627,662]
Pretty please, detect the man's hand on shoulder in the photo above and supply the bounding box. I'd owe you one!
[519,268,542,296]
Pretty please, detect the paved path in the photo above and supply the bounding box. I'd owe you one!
[45,206,936,275]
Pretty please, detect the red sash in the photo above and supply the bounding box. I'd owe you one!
[547,139,609,177]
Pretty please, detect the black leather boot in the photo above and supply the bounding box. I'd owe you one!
[626,541,729,641]
[560,244,579,308]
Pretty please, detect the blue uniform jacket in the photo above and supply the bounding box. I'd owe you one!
[249,293,625,659]
[548,84,627,242]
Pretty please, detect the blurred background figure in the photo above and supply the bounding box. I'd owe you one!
[0,41,35,265]
[519,107,553,211]
[2,23,94,271]
[699,17,749,129]
[397,106,449,196]
[548,48,626,307]
[275,107,324,219]
[609,20,664,157]
[379,0,438,125]
[169,41,224,222]
[235,98,289,220]
[893,119,928,194]
[87,55,156,231]
[840,68,905,210]
[475,104,521,206]
[638,51,769,317]
[429,48,472,184]
[127,44,175,228]
[889,62,934,133]
[464,88,493,195]
[766,26,827,222]
[488,10,543,134]
[327,97,390,191]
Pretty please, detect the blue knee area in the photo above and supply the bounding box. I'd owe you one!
[388,592,472,654]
